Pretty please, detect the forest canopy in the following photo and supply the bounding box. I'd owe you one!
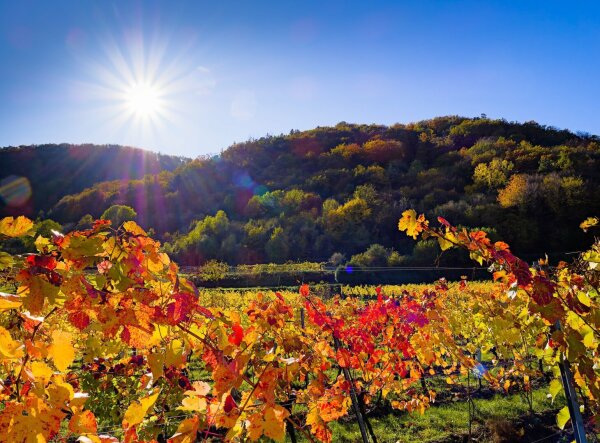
[1,116,598,265]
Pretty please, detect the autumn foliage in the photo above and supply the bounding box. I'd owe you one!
[0,212,598,442]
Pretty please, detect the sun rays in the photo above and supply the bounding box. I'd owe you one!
[78,28,201,144]
[123,81,164,119]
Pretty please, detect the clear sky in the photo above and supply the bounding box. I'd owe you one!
[1,1,599,157]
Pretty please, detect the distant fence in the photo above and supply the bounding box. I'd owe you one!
[181,264,490,288]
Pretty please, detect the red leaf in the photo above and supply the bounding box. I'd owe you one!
[198,306,214,319]
[166,293,195,325]
[531,276,555,306]
[299,284,310,297]
[228,323,244,346]
[224,394,237,413]
[69,311,91,330]
[27,255,57,270]
[437,216,450,227]
[375,286,382,302]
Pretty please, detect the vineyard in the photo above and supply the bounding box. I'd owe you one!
[0,212,598,442]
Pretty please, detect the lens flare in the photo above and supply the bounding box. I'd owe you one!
[0,175,32,207]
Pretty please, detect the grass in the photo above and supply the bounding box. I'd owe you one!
[290,388,565,443]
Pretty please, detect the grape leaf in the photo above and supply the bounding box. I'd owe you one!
[0,216,34,237]
[0,252,14,270]
[398,209,421,239]
[123,390,160,428]
[580,216,598,232]
[0,292,22,311]
[228,323,244,346]
[168,415,200,443]
[0,326,24,359]
[556,406,570,429]
[48,330,75,372]
[548,379,562,402]
[68,410,98,435]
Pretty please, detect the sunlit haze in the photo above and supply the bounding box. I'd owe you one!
[1,1,600,157]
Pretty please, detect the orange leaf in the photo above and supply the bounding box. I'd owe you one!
[69,410,98,435]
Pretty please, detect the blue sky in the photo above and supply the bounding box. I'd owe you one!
[1,1,599,157]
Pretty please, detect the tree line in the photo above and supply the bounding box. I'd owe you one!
[2,116,599,266]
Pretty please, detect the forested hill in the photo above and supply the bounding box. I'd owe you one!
[5,117,600,266]
[0,144,188,218]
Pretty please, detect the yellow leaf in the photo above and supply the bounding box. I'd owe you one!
[0,292,22,311]
[148,352,165,379]
[179,395,207,412]
[179,382,210,413]
[469,251,484,266]
[576,291,591,307]
[548,379,562,401]
[580,216,598,232]
[169,415,200,443]
[47,375,75,407]
[0,216,34,237]
[583,330,595,349]
[123,221,146,235]
[0,326,24,359]
[34,236,51,253]
[31,361,54,384]
[165,339,185,367]
[437,233,454,251]
[48,330,75,372]
[263,405,289,441]
[399,209,422,239]
[123,390,160,428]
[556,406,570,430]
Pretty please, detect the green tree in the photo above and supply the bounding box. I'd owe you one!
[76,214,94,230]
[265,227,289,262]
[100,205,137,227]
[323,197,371,251]
[473,158,514,189]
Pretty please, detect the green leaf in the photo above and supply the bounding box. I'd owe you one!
[0,252,14,271]
[62,235,104,260]
[567,332,587,361]
[556,406,570,430]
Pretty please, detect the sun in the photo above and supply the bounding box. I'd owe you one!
[124,82,163,118]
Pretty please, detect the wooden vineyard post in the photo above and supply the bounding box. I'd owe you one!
[333,336,371,443]
[556,321,588,443]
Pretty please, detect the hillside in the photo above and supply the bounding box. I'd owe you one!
[5,117,600,265]
[0,144,188,218]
